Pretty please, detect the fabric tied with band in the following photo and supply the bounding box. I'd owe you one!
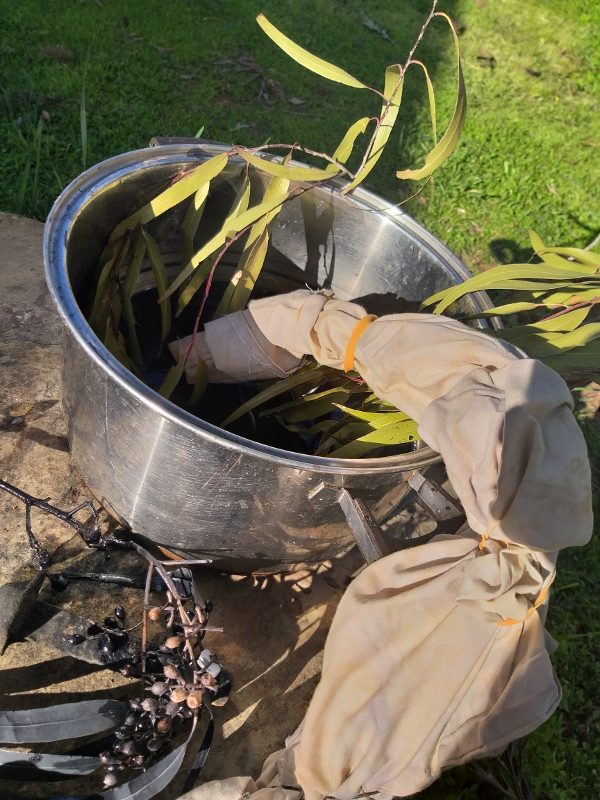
[170,289,592,800]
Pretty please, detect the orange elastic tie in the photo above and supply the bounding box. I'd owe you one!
[343,314,377,372]
[497,574,556,627]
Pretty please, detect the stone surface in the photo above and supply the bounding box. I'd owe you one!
[0,212,361,795]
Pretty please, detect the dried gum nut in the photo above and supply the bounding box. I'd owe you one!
[169,688,188,703]
[186,691,204,709]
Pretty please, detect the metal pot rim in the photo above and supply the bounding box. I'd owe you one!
[44,143,490,475]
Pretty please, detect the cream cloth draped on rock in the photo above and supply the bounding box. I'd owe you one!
[171,290,593,800]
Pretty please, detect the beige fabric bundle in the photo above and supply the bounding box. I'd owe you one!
[173,290,593,800]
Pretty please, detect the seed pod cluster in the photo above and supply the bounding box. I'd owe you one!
[97,589,226,790]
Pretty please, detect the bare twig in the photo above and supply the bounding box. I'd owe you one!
[0,478,104,568]
[404,1,439,72]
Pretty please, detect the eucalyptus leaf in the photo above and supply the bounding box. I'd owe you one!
[222,230,269,315]
[214,174,291,317]
[140,229,171,346]
[110,153,229,240]
[407,59,437,143]
[221,366,327,427]
[0,700,127,744]
[333,403,412,427]
[529,230,600,268]
[120,228,146,365]
[422,263,598,314]
[177,178,253,316]
[0,749,101,776]
[182,182,211,268]
[164,187,299,301]
[329,418,419,458]
[343,64,404,192]
[189,357,209,404]
[159,359,186,400]
[396,14,465,181]
[238,150,339,181]
[256,13,367,89]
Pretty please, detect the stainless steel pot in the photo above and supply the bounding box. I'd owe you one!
[44,142,494,571]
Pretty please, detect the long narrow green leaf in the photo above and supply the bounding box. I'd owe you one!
[329,418,419,458]
[238,150,339,181]
[141,230,171,345]
[395,14,465,181]
[546,322,600,350]
[222,230,269,314]
[422,263,598,315]
[182,182,211,268]
[273,389,352,424]
[529,230,600,268]
[236,118,371,183]
[164,187,298,301]
[332,117,372,163]
[408,59,437,143]
[343,64,404,192]
[189,357,208,404]
[176,178,251,316]
[120,228,146,365]
[529,306,591,332]
[214,174,291,318]
[158,359,186,399]
[536,249,598,275]
[221,366,327,427]
[471,301,545,317]
[256,13,367,89]
[89,235,130,335]
[332,403,412,427]
[110,153,229,241]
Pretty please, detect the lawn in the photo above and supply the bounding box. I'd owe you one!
[1,0,599,797]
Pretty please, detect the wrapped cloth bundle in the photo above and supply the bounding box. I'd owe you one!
[170,290,593,800]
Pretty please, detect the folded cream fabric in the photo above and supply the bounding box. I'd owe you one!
[177,290,593,800]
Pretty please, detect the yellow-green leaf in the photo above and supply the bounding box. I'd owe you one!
[189,357,208,404]
[120,228,146,365]
[158,360,186,399]
[238,150,339,182]
[89,235,130,335]
[221,365,327,427]
[329,418,419,458]
[332,117,372,163]
[332,403,412,427]
[222,231,270,314]
[422,263,598,315]
[214,174,291,318]
[395,14,465,181]
[529,230,600,268]
[256,13,367,90]
[110,153,229,241]
[408,59,437,143]
[342,64,404,192]
[140,229,171,345]
[164,186,299,301]
[176,178,252,316]
[182,183,210,268]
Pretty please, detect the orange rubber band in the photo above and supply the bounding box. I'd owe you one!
[343,315,377,372]
[497,574,556,627]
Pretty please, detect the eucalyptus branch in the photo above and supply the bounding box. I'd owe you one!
[404,0,439,72]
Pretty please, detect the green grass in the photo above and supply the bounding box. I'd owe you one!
[1,0,599,797]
